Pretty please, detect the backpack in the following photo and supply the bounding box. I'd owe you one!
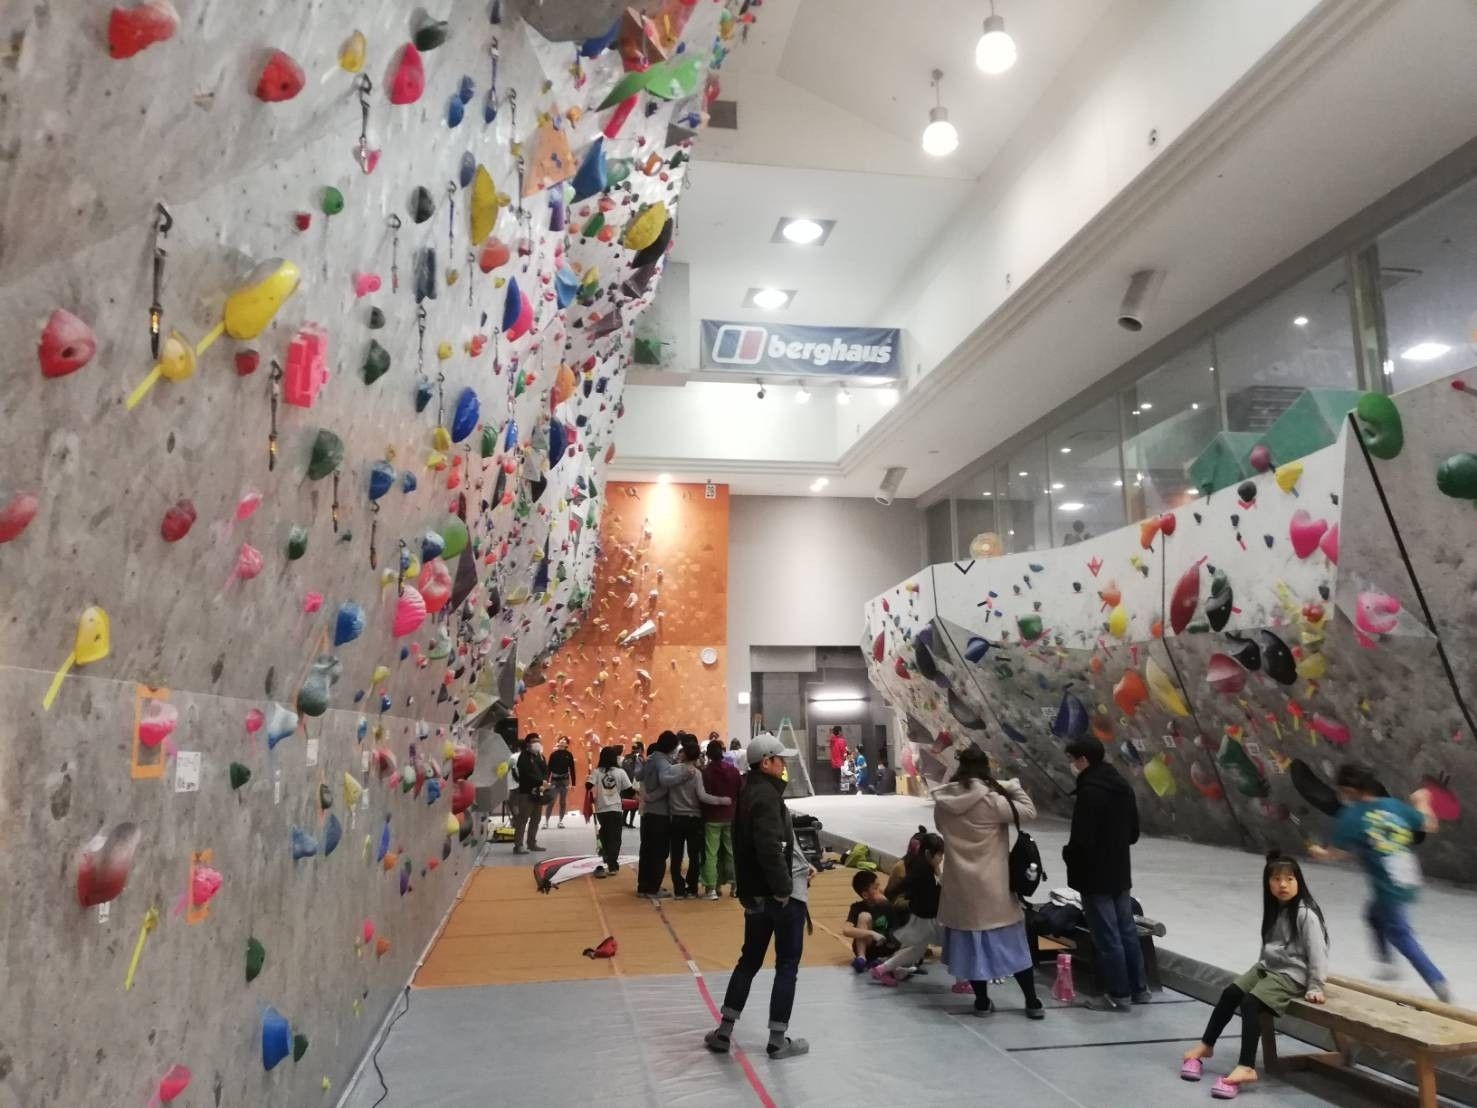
[1002,792,1045,897]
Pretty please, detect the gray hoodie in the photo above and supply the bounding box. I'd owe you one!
[669,764,728,818]
[640,750,690,816]
[1259,901,1329,992]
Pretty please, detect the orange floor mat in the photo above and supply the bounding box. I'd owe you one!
[414,865,860,989]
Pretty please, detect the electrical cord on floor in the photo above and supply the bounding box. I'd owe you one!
[369,985,412,1108]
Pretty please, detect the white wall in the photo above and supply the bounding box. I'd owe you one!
[616,380,842,464]
[726,495,925,741]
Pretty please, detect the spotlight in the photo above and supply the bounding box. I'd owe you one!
[1117,268,1165,332]
[755,378,767,400]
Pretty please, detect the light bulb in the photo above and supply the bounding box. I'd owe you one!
[975,14,1017,75]
[921,108,959,157]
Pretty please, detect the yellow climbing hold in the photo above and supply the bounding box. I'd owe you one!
[432,426,451,451]
[437,341,454,361]
[1144,656,1190,717]
[1275,461,1304,494]
[1107,605,1129,639]
[224,259,301,340]
[338,30,367,73]
[623,201,667,251]
[471,165,500,245]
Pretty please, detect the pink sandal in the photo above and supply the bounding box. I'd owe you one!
[1179,1058,1203,1082]
[1210,1078,1239,1099]
[951,981,973,995]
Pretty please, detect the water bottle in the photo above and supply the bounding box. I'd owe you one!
[1052,952,1076,1002]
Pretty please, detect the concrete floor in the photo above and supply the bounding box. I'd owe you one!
[790,794,1475,1002]
[341,809,1452,1107]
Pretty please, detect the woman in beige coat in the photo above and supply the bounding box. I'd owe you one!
[934,746,1045,1018]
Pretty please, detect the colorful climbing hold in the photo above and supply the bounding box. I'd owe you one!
[108,0,179,59]
[38,309,97,378]
[255,49,306,102]
[388,44,426,104]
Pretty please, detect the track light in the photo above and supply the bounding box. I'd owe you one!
[921,69,959,157]
[975,2,1017,75]
[755,378,767,400]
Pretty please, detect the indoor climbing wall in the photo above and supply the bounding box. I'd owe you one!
[0,1,748,1104]
[518,480,730,756]
[866,375,1477,884]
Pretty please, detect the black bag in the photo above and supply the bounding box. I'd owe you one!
[1003,793,1045,897]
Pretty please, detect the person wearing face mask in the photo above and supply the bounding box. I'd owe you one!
[512,734,550,855]
[1062,739,1147,1012]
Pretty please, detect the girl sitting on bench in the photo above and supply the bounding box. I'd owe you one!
[1180,851,1328,1099]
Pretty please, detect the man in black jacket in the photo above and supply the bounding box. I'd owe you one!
[512,734,549,855]
[704,734,810,1060]
[1063,739,1149,1011]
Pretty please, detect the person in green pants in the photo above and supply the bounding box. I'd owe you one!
[701,739,743,899]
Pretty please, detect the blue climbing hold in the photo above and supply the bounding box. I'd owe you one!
[376,820,391,862]
[425,779,442,804]
[401,471,417,494]
[554,265,579,309]
[290,826,318,861]
[450,386,480,443]
[964,637,990,663]
[504,418,518,451]
[421,530,445,562]
[447,95,465,128]
[548,420,568,467]
[501,276,523,332]
[323,813,343,856]
[571,138,608,201]
[368,461,395,501]
[580,20,618,58]
[334,602,366,646]
[262,1008,291,1071]
[459,151,475,187]
[457,74,475,103]
[415,377,433,413]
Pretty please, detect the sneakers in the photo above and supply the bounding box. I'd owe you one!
[1131,990,1154,1005]
[703,1029,731,1054]
[767,1037,809,1059]
[1434,980,1454,1004]
[673,890,691,901]
[513,845,527,855]
[704,889,720,901]
[1374,960,1401,982]
[1086,995,1132,1013]
[1024,1002,1046,1021]
[870,966,900,988]
[851,957,869,974]
[971,1000,995,1017]
[528,844,547,852]
[593,865,608,879]
[558,818,566,828]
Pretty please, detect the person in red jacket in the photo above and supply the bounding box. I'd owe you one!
[701,739,744,900]
[828,726,848,792]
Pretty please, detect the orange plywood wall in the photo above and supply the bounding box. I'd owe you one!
[519,482,729,763]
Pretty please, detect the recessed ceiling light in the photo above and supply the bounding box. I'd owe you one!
[1208,365,1216,373]
[1113,479,1124,487]
[1007,529,1015,536]
[982,491,993,497]
[750,288,791,310]
[1401,341,1451,361]
[1017,471,1028,477]
[779,218,828,245]
[656,474,672,485]
[1057,501,1085,512]
[1139,402,1153,411]
[1293,316,1309,327]
[1190,402,1199,410]
[1059,446,1072,454]
[1051,482,1064,490]
[795,382,812,403]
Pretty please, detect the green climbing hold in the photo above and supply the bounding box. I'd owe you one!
[307,429,344,480]
[439,516,469,559]
[230,762,252,790]
[321,187,345,216]
[582,212,605,237]
[1437,453,1477,500]
[1355,392,1404,460]
[362,339,391,385]
[292,1033,309,1062]
[246,936,265,982]
[286,525,309,560]
[1017,614,1043,643]
[479,424,497,458]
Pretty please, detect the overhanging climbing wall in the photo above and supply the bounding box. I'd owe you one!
[0,2,750,1104]
[866,374,1477,884]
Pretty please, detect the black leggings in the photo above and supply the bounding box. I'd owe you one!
[971,970,1041,1012]
[1200,985,1270,1069]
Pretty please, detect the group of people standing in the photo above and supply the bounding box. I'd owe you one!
[635,730,745,899]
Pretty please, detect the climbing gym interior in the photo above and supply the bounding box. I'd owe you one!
[5,1,1477,1106]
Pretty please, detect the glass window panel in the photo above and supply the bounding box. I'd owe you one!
[924,500,953,564]
[1216,259,1357,432]
[1376,176,1477,392]
[1046,396,1125,546]
[954,489,998,561]
[1000,437,1049,553]
[1122,338,1220,515]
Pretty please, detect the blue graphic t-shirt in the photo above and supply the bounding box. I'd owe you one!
[1333,798,1424,905]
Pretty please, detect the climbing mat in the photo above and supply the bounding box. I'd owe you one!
[865,374,1477,885]
[416,865,860,989]
[0,2,759,1104]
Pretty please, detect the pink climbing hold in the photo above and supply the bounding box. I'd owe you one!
[353,272,382,298]
[244,708,265,734]
[138,699,178,748]
[1288,510,1329,560]
[1310,714,1350,746]
[1421,776,1461,822]
[107,0,179,59]
[255,49,306,102]
[1355,590,1400,637]
[393,586,428,636]
[387,44,426,105]
[233,543,264,583]
[302,592,324,613]
[38,309,97,378]
[1319,522,1339,565]
[420,558,453,614]
[155,1063,192,1103]
[189,865,223,908]
[1205,653,1245,695]
[234,490,264,522]
[160,498,197,542]
[0,491,39,544]
[1249,444,1273,473]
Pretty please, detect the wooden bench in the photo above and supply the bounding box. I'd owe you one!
[1262,975,1477,1107]
[1031,929,1162,991]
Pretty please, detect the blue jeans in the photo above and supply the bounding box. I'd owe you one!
[1367,899,1445,987]
[721,897,806,1028]
[1083,891,1147,1000]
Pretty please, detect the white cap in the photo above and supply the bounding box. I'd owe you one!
[747,733,799,767]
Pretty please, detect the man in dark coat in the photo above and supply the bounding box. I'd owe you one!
[1063,739,1148,1011]
[704,734,811,1060]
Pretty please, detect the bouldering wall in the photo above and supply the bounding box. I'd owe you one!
[866,374,1477,884]
[519,480,729,757]
[0,1,747,1105]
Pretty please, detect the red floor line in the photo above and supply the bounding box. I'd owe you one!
[651,900,778,1108]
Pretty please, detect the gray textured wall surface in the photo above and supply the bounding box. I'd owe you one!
[866,374,1477,885]
[0,0,735,1104]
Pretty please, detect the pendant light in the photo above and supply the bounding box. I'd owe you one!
[975,2,1017,75]
[921,69,959,158]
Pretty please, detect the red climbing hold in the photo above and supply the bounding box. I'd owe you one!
[235,350,260,376]
[872,631,885,663]
[255,49,305,102]
[1158,512,1177,537]
[77,823,142,908]
[38,309,97,378]
[160,498,196,542]
[108,0,179,59]
[450,779,475,814]
[387,44,426,105]
[0,491,39,543]
[1169,557,1205,635]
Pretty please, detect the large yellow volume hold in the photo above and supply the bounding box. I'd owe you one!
[470,166,500,246]
[224,259,301,340]
[623,202,667,250]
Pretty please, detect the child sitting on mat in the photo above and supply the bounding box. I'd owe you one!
[871,833,944,987]
[1180,851,1328,1099]
[843,870,900,971]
